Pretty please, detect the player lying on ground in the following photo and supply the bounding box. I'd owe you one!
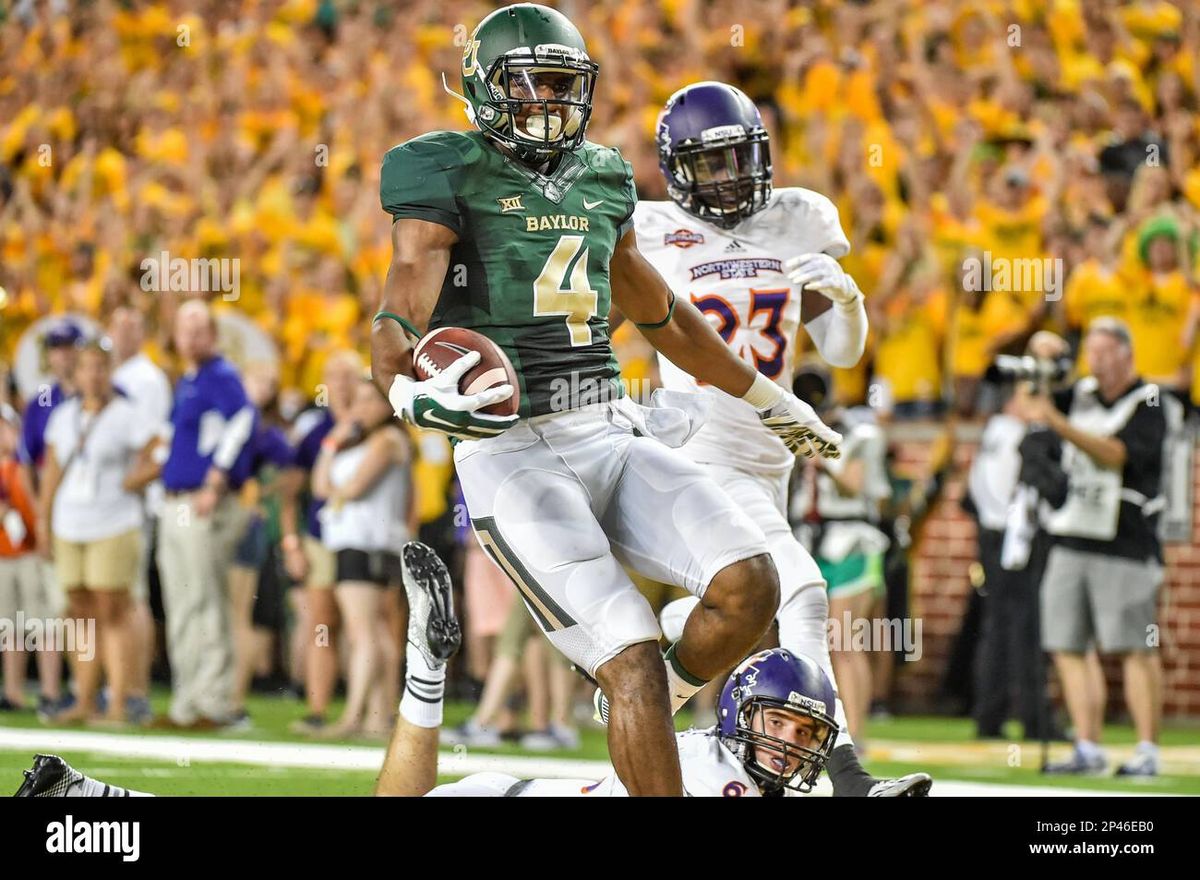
[18,543,835,798]
[370,3,843,796]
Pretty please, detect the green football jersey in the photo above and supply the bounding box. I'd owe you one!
[380,130,636,418]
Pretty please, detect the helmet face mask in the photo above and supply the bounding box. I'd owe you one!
[665,131,772,229]
[729,698,837,794]
[482,55,597,158]
[460,6,598,164]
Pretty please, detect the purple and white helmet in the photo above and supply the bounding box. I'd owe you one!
[718,648,839,794]
[655,81,772,229]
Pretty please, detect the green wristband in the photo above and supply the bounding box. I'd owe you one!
[634,292,676,330]
[373,311,422,340]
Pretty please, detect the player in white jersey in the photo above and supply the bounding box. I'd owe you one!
[630,82,928,796]
[16,545,839,800]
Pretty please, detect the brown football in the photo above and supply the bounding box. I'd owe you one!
[411,326,520,417]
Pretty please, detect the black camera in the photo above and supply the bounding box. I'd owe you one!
[986,355,1072,392]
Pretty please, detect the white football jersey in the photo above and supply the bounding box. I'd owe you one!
[566,728,760,797]
[492,727,760,798]
[634,189,851,474]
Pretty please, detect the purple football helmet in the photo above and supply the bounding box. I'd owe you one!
[655,81,772,229]
[718,648,838,794]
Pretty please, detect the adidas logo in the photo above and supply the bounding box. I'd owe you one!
[724,239,745,252]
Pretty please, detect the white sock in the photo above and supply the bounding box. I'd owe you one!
[1136,740,1158,756]
[71,775,153,797]
[400,643,446,729]
[664,643,707,715]
[1076,739,1104,760]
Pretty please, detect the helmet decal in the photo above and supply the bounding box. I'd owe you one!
[462,38,482,77]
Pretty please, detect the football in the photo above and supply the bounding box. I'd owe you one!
[411,326,520,417]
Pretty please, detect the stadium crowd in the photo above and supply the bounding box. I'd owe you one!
[0,0,1196,745]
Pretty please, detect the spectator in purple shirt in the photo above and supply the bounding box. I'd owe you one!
[156,301,255,729]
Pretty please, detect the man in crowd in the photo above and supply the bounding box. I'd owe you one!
[156,301,254,729]
[967,332,1068,741]
[1016,318,1171,776]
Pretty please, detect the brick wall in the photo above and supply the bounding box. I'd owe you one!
[889,423,1200,720]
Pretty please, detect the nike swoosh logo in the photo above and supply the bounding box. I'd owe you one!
[583,199,604,209]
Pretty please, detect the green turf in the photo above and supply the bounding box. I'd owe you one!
[858,714,1200,748]
[3,751,379,796]
[2,689,1196,795]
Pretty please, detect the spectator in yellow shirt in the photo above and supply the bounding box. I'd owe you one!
[1064,215,1129,373]
[1125,216,1198,392]
[871,267,948,420]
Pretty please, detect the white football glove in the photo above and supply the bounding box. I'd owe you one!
[785,253,861,306]
[388,350,517,441]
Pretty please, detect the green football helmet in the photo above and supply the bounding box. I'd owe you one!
[459,3,598,161]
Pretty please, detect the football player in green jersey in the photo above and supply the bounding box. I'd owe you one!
[371,4,841,797]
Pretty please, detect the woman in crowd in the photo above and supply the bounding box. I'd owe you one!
[36,339,159,725]
[285,350,362,735]
[313,376,414,738]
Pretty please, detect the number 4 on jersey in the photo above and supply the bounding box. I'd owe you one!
[534,234,598,346]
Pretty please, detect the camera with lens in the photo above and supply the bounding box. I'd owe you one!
[986,355,1073,395]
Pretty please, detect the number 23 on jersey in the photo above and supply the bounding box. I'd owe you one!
[692,289,790,378]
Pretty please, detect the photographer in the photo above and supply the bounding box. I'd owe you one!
[1015,318,1167,777]
[967,332,1069,741]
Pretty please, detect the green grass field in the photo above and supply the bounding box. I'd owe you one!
[2,690,1197,795]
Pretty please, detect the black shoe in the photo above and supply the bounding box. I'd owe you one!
[14,754,81,797]
[867,773,933,797]
[0,697,26,712]
[1042,748,1107,775]
[401,541,462,664]
[289,714,327,735]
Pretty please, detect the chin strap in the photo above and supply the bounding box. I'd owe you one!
[441,72,476,124]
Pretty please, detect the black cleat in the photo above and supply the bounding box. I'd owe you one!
[868,772,934,797]
[14,754,82,797]
[401,541,462,665]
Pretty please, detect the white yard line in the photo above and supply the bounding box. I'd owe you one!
[0,728,1163,796]
[0,727,609,778]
